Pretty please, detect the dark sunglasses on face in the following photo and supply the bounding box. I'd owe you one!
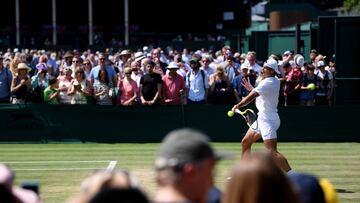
[99,58,106,61]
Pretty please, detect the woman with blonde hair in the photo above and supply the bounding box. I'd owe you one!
[209,65,235,104]
[118,67,139,106]
[67,169,145,203]
[222,152,299,203]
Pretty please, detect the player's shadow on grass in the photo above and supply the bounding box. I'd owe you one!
[336,189,354,193]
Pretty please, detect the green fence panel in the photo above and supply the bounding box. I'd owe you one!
[0,104,359,143]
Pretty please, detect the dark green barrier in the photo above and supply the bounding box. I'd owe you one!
[0,104,359,142]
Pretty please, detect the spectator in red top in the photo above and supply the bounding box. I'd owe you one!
[162,62,185,105]
[285,62,303,106]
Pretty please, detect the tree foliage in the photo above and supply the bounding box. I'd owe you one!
[343,0,360,13]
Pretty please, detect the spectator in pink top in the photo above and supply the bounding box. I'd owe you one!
[162,62,185,105]
[118,67,139,106]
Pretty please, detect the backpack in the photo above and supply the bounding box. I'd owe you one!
[186,69,206,91]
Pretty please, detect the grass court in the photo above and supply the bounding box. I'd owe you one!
[0,142,359,203]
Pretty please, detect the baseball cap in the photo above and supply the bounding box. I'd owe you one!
[155,128,232,170]
[317,60,326,68]
[166,62,179,70]
[264,59,280,74]
[288,172,325,203]
[283,50,292,56]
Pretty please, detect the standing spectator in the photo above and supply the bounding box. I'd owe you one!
[0,55,12,103]
[139,60,162,106]
[299,65,318,106]
[83,59,93,81]
[57,67,73,104]
[232,63,256,102]
[186,57,209,104]
[162,62,185,105]
[285,62,303,106]
[43,76,60,104]
[10,63,32,104]
[246,51,262,76]
[118,67,139,106]
[31,63,49,103]
[209,65,235,104]
[222,152,299,203]
[93,69,112,105]
[154,128,231,203]
[117,50,132,77]
[222,51,240,83]
[59,51,74,76]
[47,52,59,76]
[151,48,167,74]
[200,55,215,78]
[90,53,117,88]
[309,49,318,66]
[69,68,90,104]
[315,61,333,106]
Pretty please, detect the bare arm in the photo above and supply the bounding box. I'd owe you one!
[232,90,259,111]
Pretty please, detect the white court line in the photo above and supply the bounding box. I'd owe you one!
[3,160,111,164]
[13,168,103,171]
[107,161,117,171]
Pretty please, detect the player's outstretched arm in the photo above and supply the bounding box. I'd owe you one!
[232,90,259,112]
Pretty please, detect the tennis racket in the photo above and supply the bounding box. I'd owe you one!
[234,109,258,130]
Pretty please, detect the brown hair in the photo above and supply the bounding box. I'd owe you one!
[222,152,299,203]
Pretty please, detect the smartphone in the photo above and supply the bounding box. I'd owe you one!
[21,181,39,195]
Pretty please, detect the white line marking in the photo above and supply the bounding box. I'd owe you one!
[13,168,103,171]
[3,160,110,164]
[107,161,117,171]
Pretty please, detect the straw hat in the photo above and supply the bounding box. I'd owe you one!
[17,63,32,72]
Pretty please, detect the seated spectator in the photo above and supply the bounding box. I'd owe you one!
[154,128,232,203]
[67,169,142,203]
[0,163,41,203]
[88,188,149,203]
[222,152,299,203]
[288,172,326,203]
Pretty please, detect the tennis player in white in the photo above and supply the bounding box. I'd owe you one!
[232,58,291,172]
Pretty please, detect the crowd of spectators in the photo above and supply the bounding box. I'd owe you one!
[0,46,335,106]
[1,128,339,203]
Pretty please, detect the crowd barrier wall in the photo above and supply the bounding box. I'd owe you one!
[0,104,358,143]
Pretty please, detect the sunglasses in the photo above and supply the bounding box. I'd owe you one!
[83,63,90,66]
[99,58,106,61]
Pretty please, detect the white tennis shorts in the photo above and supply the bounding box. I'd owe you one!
[251,115,280,140]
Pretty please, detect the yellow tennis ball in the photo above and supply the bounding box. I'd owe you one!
[307,83,316,90]
[227,110,234,117]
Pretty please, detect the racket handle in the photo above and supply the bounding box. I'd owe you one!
[234,109,242,114]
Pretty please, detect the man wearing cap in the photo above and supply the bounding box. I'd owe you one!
[162,62,185,105]
[186,57,209,104]
[154,128,231,203]
[0,55,13,103]
[232,58,292,172]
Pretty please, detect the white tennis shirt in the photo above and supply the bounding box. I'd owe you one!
[253,76,280,119]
